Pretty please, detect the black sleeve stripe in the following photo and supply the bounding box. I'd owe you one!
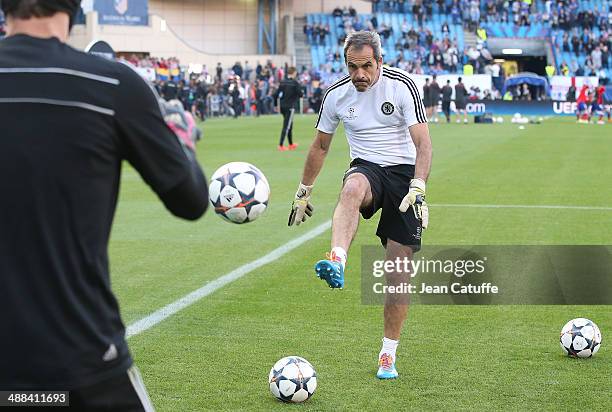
[384,68,428,123]
[383,72,427,124]
[384,68,428,122]
[315,75,351,129]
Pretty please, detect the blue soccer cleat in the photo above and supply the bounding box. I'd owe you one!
[315,252,344,289]
[377,353,399,379]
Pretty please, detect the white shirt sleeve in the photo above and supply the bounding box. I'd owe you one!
[399,79,428,127]
[315,92,340,134]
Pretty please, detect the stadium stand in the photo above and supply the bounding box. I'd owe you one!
[305,8,465,76]
[303,1,610,87]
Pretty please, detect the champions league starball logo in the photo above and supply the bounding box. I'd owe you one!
[114,0,128,15]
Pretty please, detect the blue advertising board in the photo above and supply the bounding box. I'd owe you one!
[454,100,611,116]
[95,0,148,26]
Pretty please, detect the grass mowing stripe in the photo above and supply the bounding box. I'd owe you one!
[432,203,612,211]
[125,220,332,338]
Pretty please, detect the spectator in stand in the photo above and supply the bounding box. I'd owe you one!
[469,0,480,31]
[162,78,178,101]
[244,60,253,81]
[560,62,570,76]
[303,23,313,43]
[216,62,223,82]
[451,1,461,25]
[229,76,244,118]
[232,61,243,78]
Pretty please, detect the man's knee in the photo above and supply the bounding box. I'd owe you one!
[341,174,369,204]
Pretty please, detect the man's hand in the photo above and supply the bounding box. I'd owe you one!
[288,183,314,226]
[399,178,429,229]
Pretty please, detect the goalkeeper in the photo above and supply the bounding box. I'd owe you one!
[288,32,432,380]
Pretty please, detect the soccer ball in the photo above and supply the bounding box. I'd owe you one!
[269,356,317,403]
[497,116,504,123]
[560,318,602,358]
[209,162,270,224]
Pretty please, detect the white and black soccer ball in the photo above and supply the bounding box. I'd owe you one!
[269,356,317,403]
[560,318,602,358]
[209,162,270,224]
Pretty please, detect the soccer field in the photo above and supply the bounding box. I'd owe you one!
[110,115,611,411]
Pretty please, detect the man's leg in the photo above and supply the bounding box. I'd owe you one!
[377,238,414,380]
[279,108,290,148]
[331,173,372,252]
[383,239,412,340]
[287,108,296,148]
[315,173,373,288]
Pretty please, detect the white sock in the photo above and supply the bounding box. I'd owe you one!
[331,246,347,270]
[379,337,399,362]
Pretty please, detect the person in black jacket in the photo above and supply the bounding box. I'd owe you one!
[454,77,469,123]
[0,1,208,409]
[441,80,453,123]
[428,74,441,123]
[274,67,303,151]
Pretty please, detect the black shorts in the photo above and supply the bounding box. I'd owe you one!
[343,158,422,251]
[455,100,466,110]
[68,366,153,411]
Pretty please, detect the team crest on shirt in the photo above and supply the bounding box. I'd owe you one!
[381,101,395,115]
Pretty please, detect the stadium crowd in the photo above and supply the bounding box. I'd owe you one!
[124,57,291,120]
[1,2,608,119]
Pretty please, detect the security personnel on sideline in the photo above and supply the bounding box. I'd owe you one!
[274,66,303,151]
[0,1,208,410]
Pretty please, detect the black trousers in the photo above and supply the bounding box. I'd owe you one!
[279,107,295,146]
[442,100,451,120]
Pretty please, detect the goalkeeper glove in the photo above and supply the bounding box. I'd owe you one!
[399,178,429,229]
[288,183,314,226]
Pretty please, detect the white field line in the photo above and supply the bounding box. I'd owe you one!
[126,220,332,338]
[126,202,611,338]
[432,203,612,211]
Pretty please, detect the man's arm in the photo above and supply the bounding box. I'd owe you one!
[287,130,333,226]
[115,64,208,221]
[398,121,432,228]
[408,122,432,182]
[301,130,333,185]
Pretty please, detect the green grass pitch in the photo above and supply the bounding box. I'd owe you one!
[109,115,611,411]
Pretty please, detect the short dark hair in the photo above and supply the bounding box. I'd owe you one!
[458,77,462,82]
[343,31,382,62]
[1,0,81,19]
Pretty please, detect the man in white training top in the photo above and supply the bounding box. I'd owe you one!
[288,31,433,379]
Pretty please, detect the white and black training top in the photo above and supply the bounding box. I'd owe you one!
[315,66,427,167]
